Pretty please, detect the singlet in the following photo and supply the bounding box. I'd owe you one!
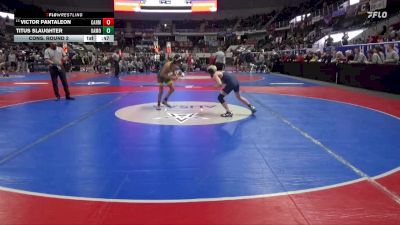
[220,72,238,85]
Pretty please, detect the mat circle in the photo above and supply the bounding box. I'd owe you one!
[115,101,252,125]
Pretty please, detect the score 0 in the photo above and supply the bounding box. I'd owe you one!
[102,18,114,35]
[102,18,114,26]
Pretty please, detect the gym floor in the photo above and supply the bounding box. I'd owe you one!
[0,71,399,224]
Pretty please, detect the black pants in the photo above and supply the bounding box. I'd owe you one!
[114,60,120,77]
[49,66,70,98]
[216,62,225,71]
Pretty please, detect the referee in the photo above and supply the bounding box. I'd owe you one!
[112,49,120,78]
[44,43,74,101]
[215,47,226,71]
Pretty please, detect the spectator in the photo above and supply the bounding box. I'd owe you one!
[371,35,379,43]
[321,51,333,63]
[255,50,266,72]
[239,53,246,71]
[367,35,373,43]
[349,48,367,64]
[296,53,305,62]
[187,53,194,72]
[233,54,240,72]
[345,50,354,62]
[380,25,387,36]
[367,49,383,64]
[315,51,322,60]
[342,32,349,46]
[17,50,27,73]
[384,43,399,64]
[280,53,289,62]
[325,35,333,47]
[310,52,319,62]
[0,50,8,77]
[8,50,16,72]
[305,51,313,62]
[334,51,346,63]
[245,51,254,71]
[112,49,120,78]
[376,47,385,62]
[289,53,297,62]
[81,53,89,72]
[387,26,397,41]
[208,53,216,65]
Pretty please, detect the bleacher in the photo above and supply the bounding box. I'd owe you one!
[174,20,202,32]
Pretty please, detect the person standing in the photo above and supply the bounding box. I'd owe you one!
[342,32,349,46]
[325,35,333,48]
[207,65,256,117]
[215,47,226,71]
[187,53,193,72]
[256,50,265,72]
[44,43,74,101]
[0,50,8,77]
[208,53,216,66]
[93,53,99,73]
[81,53,89,72]
[112,49,120,78]
[8,50,16,72]
[233,54,239,72]
[156,54,184,110]
[16,50,24,72]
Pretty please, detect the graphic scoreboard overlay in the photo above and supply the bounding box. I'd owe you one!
[14,12,114,42]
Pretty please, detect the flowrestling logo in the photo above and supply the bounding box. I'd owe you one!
[367,11,387,19]
[115,101,251,125]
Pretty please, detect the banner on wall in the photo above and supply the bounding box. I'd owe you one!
[357,0,370,15]
[311,15,323,24]
[175,35,188,42]
[204,35,217,42]
[369,0,387,11]
[278,48,309,55]
[346,4,358,17]
[332,9,346,17]
[235,31,245,36]
[332,1,349,18]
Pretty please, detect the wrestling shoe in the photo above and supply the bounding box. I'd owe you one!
[162,100,172,108]
[221,111,233,117]
[249,105,257,114]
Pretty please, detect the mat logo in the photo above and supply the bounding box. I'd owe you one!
[167,105,216,110]
[115,101,251,126]
[156,113,208,124]
[367,11,387,19]
[152,104,215,124]
[75,81,110,86]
